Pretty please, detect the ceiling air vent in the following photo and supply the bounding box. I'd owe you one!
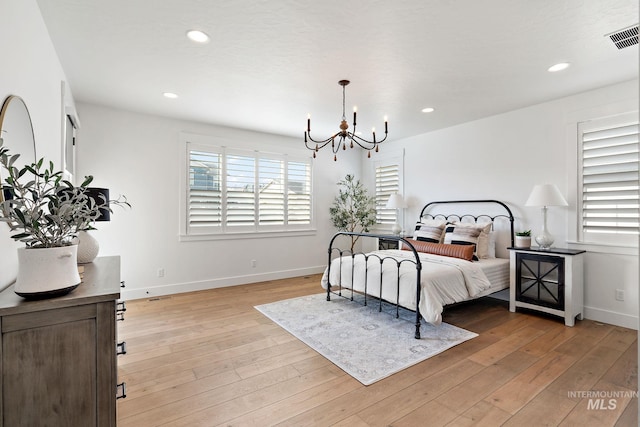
[606,24,638,49]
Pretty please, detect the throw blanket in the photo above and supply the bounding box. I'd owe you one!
[321,249,491,325]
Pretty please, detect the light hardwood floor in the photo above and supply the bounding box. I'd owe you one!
[116,274,637,426]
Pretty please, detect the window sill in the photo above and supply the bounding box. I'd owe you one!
[179,228,317,242]
[566,240,638,256]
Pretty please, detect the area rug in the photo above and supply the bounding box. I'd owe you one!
[255,293,477,385]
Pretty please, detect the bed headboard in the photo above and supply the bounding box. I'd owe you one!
[418,200,515,258]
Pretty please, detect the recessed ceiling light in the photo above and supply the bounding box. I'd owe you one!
[421,107,435,113]
[548,62,570,72]
[163,92,178,99]
[186,30,210,43]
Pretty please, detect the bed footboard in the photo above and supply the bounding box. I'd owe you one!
[326,232,423,339]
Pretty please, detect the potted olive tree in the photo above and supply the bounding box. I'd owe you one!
[329,174,376,252]
[0,142,128,298]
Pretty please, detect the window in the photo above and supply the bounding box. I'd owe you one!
[185,141,313,236]
[189,150,222,229]
[578,115,639,244]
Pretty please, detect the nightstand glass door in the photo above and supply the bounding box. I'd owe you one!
[378,237,399,250]
[516,253,564,310]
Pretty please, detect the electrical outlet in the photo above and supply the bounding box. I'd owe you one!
[615,289,624,301]
[157,268,165,278]
[251,259,257,268]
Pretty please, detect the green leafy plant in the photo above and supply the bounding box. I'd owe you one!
[0,141,129,248]
[329,174,377,251]
[516,230,531,237]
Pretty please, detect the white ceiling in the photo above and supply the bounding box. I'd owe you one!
[36,0,638,142]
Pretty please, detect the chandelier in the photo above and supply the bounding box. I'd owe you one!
[304,80,388,161]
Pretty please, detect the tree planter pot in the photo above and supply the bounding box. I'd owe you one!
[514,236,531,249]
[15,246,81,299]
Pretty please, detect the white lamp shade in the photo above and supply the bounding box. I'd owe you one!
[386,193,406,209]
[525,184,568,207]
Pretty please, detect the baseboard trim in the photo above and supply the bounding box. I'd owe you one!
[123,273,638,330]
[584,306,638,330]
[122,265,326,301]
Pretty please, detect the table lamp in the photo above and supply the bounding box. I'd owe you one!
[525,184,568,249]
[386,193,406,235]
[77,187,110,263]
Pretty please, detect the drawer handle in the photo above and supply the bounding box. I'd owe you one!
[116,301,126,321]
[116,382,127,399]
[116,341,127,356]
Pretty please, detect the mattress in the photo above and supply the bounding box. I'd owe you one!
[475,257,510,296]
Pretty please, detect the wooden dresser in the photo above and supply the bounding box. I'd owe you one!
[0,256,122,426]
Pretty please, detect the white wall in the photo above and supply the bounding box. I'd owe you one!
[0,0,72,289]
[378,79,639,329]
[74,103,360,300]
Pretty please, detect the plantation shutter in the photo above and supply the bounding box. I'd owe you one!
[375,163,400,225]
[226,154,256,227]
[184,139,313,235]
[258,157,285,225]
[188,150,222,232]
[287,160,312,225]
[580,120,639,236]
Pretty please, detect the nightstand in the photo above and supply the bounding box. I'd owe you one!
[378,236,402,250]
[508,247,586,326]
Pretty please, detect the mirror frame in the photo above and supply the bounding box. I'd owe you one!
[0,95,37,203]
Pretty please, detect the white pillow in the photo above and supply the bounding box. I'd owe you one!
[487,230,496,258]
[412,219,446,243]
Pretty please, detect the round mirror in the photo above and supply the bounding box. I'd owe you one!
[0,95,37,197]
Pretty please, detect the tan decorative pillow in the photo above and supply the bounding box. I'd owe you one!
[401,238,475,261]
[444,222,492,260]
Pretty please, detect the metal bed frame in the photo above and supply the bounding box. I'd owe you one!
[325,199,515,339]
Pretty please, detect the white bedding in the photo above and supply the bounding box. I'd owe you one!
[321,249,509,325]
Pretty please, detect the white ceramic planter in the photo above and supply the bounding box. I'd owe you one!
[514,235,531,249]
[15,245,81,298]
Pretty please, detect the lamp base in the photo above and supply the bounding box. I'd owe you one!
[77,230,100,264]
[391,223,401,235]
[535,232,554,249]
[536,206,554,249]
